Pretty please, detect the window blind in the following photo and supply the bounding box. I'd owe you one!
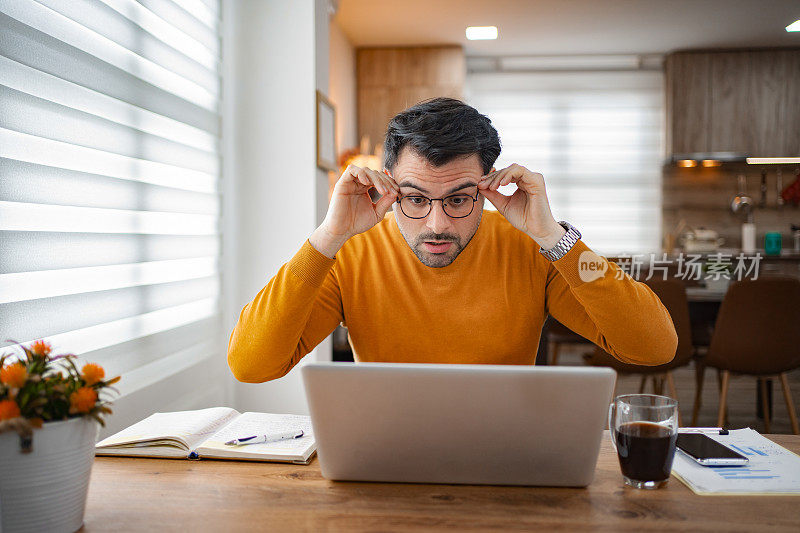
[0,0,222,398]
[467,70,663,255]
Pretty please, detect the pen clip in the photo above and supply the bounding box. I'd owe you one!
[224,435,256,446]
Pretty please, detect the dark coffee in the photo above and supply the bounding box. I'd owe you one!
[614,421,677,482]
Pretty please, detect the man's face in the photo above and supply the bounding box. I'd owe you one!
[390,147,485,268]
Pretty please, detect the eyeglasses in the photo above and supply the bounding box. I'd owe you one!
[398,190,479,219]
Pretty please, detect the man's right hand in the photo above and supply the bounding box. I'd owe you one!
[309,164,399,258]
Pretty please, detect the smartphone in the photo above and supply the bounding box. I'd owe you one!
[676,433,749,466]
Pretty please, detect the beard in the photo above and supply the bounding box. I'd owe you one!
[411,232,463,268]
[396,209,482,268]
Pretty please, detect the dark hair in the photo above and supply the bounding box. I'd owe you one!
[383,97,501,175]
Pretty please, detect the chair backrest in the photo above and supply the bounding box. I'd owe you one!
[706,276,800,375]
[587,279,693,372]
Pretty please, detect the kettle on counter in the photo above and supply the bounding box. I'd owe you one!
[679,227,726,253]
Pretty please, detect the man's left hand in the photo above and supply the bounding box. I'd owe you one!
[478,164,566,250]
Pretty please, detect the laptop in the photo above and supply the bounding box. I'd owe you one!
[302,362,616,487]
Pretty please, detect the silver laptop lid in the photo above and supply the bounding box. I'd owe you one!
[302,363,616,486]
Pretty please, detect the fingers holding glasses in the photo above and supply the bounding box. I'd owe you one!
[367,167,398,198]
[341,164,399,199]
[479,164,542,193]
[478,170,503,193]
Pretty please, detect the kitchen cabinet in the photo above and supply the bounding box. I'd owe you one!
[357,46,465,153]
[665,52,711,154]
[665,49,800,158]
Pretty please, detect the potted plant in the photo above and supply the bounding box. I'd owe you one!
[0,341,119,533]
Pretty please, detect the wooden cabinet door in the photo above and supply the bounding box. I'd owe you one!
[665,53,711,155]
[749,50,787,157]
[708,52,755,154]
[776,50,800,156]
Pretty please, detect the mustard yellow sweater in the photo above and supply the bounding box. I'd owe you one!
[228,211,677,382]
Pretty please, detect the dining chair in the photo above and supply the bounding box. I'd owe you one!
[702,276,800,434]
[546,316,592,365]
[584,279,694,425]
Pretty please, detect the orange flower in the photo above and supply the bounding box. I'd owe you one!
[81,363,105,386]
[0,399,21,420]
[0,362,28,388]
[30,340,52,356]
[70,387,98,413]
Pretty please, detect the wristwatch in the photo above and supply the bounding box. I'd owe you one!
[538,221,581,261]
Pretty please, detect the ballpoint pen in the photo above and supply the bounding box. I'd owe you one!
[224,429,304,446]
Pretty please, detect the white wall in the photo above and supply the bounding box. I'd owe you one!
[222,0,332,415]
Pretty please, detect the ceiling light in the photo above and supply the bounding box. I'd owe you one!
[701,160,722,167]
[677,160,697,168]
[786,20,800,32]
[466,26,498,40]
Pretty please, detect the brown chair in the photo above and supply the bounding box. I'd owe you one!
[701,277,800,434]
[584,279,694,425]
[546,316,592,365]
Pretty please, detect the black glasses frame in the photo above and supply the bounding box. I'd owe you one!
[397,191,480,219]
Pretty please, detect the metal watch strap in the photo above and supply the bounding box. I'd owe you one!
[538,221,581,261]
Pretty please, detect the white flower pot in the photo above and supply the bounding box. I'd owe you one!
[0,417,98,533]
[705,277,731,293]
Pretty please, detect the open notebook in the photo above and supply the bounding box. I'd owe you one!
[95,407,316,464]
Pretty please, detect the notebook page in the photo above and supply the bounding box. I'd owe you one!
[97,407,241,451]
[198,412,314,458]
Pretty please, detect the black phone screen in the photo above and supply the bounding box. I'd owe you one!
[676,433,747,460]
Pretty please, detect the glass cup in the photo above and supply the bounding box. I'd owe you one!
[608,394,679,489]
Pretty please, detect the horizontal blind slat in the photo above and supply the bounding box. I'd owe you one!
[73,317,220,375]
[0,201,219,235]
[195,0,219,17]
[2,299,219,356]
[99,0,218,69]
[0,257,219,304]
[0,128,218,193]
[0,158,220,215]
[37,0,219,90]
[1,85,219,174]
[135,0,219,53]
[0,231,220,274]
[1,278,218,342]
[169,0,219,31]
[0,55,217,151]
[0,13,219,133]
[113,337,220,397]
[1,0,218,108]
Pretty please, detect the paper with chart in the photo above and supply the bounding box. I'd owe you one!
[672,428,800,494]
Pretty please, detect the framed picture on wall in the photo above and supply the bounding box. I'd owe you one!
[316,91,337,172]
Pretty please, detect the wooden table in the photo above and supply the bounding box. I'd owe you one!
[81,433,800,532]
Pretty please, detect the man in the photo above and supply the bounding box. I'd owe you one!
[228,98,677,383]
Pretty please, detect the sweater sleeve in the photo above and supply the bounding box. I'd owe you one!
[543,240,678,366]
[227,240,344,383]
